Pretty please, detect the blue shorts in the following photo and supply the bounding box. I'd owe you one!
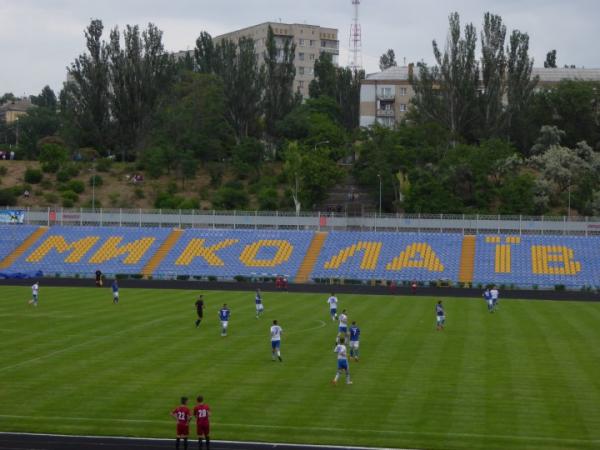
[337,359,348,370]
[339,326,347,333]
[330,308,337,315]
[271,340,280,349]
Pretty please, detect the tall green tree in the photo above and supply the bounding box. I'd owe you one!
[16,107,60,158]
[107,23,175,159]
[544,49,557,68]
[412,12,480,143]
[194,31,216,74]
[61,19,111,151]
[505,30,538,151]
[379,49,397,71]
[263,25,298,137]
[479,13,506,138]
[31,86,57,110]
[309,52,337,99]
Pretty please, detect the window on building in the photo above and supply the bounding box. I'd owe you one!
[299,39,305,46]
[299,80,305,89]
[321,40,326,47]
[299,52,305,61]
[381,87,392,97]
[309,54,315,61]
[309,40,315,47]
[400,87,407,96]
[399,104,407,112]
[307,67,314,75]
[299,67,305,75]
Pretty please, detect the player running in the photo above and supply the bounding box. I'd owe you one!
[270,319,283,362]
[255,289,264,319]
[28,281,39,306]
[483,287,493,313]
[195,295,205,328]
[219,304,230,336]
[111,279,119,304]
[490,286,500,310]
[327,293,338,321]
[333,337,352,385]
[338,309,349,339]
[436,300,445,331]
[349,321,361,362]
[193,395,211,450]
[171,396,191,450]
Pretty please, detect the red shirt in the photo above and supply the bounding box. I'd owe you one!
[193,404,210,423]
[172,406,191,424]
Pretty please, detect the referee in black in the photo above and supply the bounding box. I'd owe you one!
[195,295,205,328]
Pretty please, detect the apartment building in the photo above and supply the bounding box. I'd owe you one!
[178,22,339,98]
[0,98,34,124]
[360,66,600,128]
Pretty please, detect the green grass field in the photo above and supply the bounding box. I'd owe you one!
[1,286,599,450]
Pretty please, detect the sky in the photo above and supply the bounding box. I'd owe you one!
[1,0,599,96]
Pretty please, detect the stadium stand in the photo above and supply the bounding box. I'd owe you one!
[154,229,314,279]
[1,224,599,288]
[310,232,463,283]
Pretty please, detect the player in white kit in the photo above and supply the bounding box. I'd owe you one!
[270,320,283,362]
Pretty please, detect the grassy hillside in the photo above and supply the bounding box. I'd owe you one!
[1,286,599,449]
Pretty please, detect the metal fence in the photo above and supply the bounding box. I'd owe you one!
[7,206,600,236]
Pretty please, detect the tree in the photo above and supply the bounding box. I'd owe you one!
[16,107,60,158]
[263,25,298,137]
[107,23,175,159]
[194,32,216,74]
[0,93,15,105]
[412,12,480,143]
[530,125,565,155]
[544,49,557,68]
[309,52,337,99]
[61,19,111,151]
[479,13,506,138]
[505,30,538,151]
[31,86,57,110]
[149,71,234,163]
[379,49,397,71]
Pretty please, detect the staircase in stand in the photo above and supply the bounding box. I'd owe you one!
[141,228,183,278]
[295,232,328,283]
[0,226,48,269]
[458,235,477,284]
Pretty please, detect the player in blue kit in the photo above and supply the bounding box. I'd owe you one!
[255,289,264,319]
[270,319,283,362]
[436,300,445,331]
[483,287,493,313]
[349,321,360,362]
[327,293,338,321]
[112,279,119,304]
[219,304,231,336]
[332,337,352,385]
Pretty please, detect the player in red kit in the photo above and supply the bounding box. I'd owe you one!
[193,395,211,449]
[171,396,191,450]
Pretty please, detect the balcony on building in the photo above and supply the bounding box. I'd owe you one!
[376,90,395,101]
[376,108,395,117]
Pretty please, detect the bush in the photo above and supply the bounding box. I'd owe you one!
[133,187,145,199]
[0,166,7,176]
[41,161,60,173]
[257,187,279,210]
[212,186,249,210]
[0,188,17,206]
[56,169,71,182]
[179,198,200,210]
[89,174,103,187]
[24,168,43,184]
[61,190,79,203]
[67,180,85,194]
[40,179,53,189]
[95,158,112,172]
[62,198,74,208]
[43,192,59,204]
[108,192,120,207]
[207,163,224,187]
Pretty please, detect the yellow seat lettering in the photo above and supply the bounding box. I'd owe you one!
[386,243,444,272]
[485,236,521,273]
[175,239,239,266]
[531,245,581,275]
[323,242,382,270]
[239,240,294,267]
[26,236,100,263]
[88,237,155,264]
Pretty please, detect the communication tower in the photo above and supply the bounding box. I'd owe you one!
[348,0,363,71]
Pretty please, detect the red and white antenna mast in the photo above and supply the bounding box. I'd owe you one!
[348,0,363,71]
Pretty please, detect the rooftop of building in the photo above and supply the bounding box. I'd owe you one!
[215,21,337,39]
[365,65,600,83]
[0,98,34,113]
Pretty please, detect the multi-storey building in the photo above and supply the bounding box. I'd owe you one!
[0,98,34,124]
[177,22,339,98]
[360,65,600,128]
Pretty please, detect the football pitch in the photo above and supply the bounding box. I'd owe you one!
[0,286,599,450]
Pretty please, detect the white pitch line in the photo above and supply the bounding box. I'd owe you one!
[0,416,598,446]
[0,431,406,450]
[0,316,168,374]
